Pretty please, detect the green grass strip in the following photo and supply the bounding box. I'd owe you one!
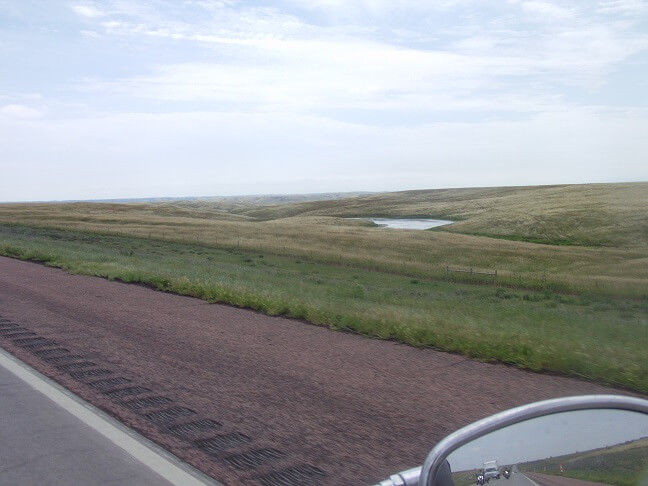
[1,224,646,394]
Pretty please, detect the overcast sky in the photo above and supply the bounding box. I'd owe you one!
[1,0,647,201]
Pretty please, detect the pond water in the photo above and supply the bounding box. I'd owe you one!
[355,218,454,230]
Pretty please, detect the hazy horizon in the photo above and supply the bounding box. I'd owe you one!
[3,180,645,205]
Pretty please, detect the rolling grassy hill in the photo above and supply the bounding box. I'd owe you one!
[520,437,648,486]
[199,182,647,248]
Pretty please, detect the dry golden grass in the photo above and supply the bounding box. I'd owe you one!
[0,182,646,297]
[216,182,647,248]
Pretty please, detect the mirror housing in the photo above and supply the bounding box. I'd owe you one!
[375,394,648,486]
[377,467,421,486]
[419,394,648,486]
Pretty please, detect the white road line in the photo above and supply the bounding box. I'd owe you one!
[0,346,222,486]
[519,473,541,486]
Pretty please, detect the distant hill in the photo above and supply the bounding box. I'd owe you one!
[222,182,647,247]
[82,192,376,206]
[2,183,645,247]
[520,436,648,485]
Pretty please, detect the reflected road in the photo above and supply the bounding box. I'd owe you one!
[513,471,609,486]
[483,473,536,486]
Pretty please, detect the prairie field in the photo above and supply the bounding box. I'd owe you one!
[520,437,648,486]
[0,182,646,392]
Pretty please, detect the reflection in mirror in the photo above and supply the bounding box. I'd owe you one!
[444,409,648,486]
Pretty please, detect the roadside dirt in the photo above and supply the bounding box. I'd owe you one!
[0,256,637,485]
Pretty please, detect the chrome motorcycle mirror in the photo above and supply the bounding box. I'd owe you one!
[376,395,648,486]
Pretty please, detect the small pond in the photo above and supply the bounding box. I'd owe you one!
[354,218,454,230]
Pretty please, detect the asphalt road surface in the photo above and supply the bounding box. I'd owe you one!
[0,348,220,486]
[511,474,536,486]
[0,359,177,486]
[470,468,610,486]
[509,471,542,486]
[488,475,536,486]
[0,256,635,485]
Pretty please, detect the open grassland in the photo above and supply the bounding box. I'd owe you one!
[173,182,647,248]
[520,438,648,486]
[0,182,646,392]
[0,185,647,298]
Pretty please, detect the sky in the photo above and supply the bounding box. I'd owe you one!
[446,408,648,471]
[1,0,647,201]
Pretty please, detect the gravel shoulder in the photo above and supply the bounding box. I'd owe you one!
[0,256,634,485]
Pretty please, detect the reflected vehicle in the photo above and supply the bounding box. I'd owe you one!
[482,460,499,480]
[376,395,648,486]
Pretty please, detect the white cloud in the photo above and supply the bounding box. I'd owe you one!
[519,1,574,19]
[78,21,647,116]
[597,0,648,15]
[71,4,106,18]
[185,0,243,10]
[284,0,473,16]
[78,44,496,112]
[0,104,44,119]
[64,0,647,118]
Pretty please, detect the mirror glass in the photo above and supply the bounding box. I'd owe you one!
[441,409,648,486]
